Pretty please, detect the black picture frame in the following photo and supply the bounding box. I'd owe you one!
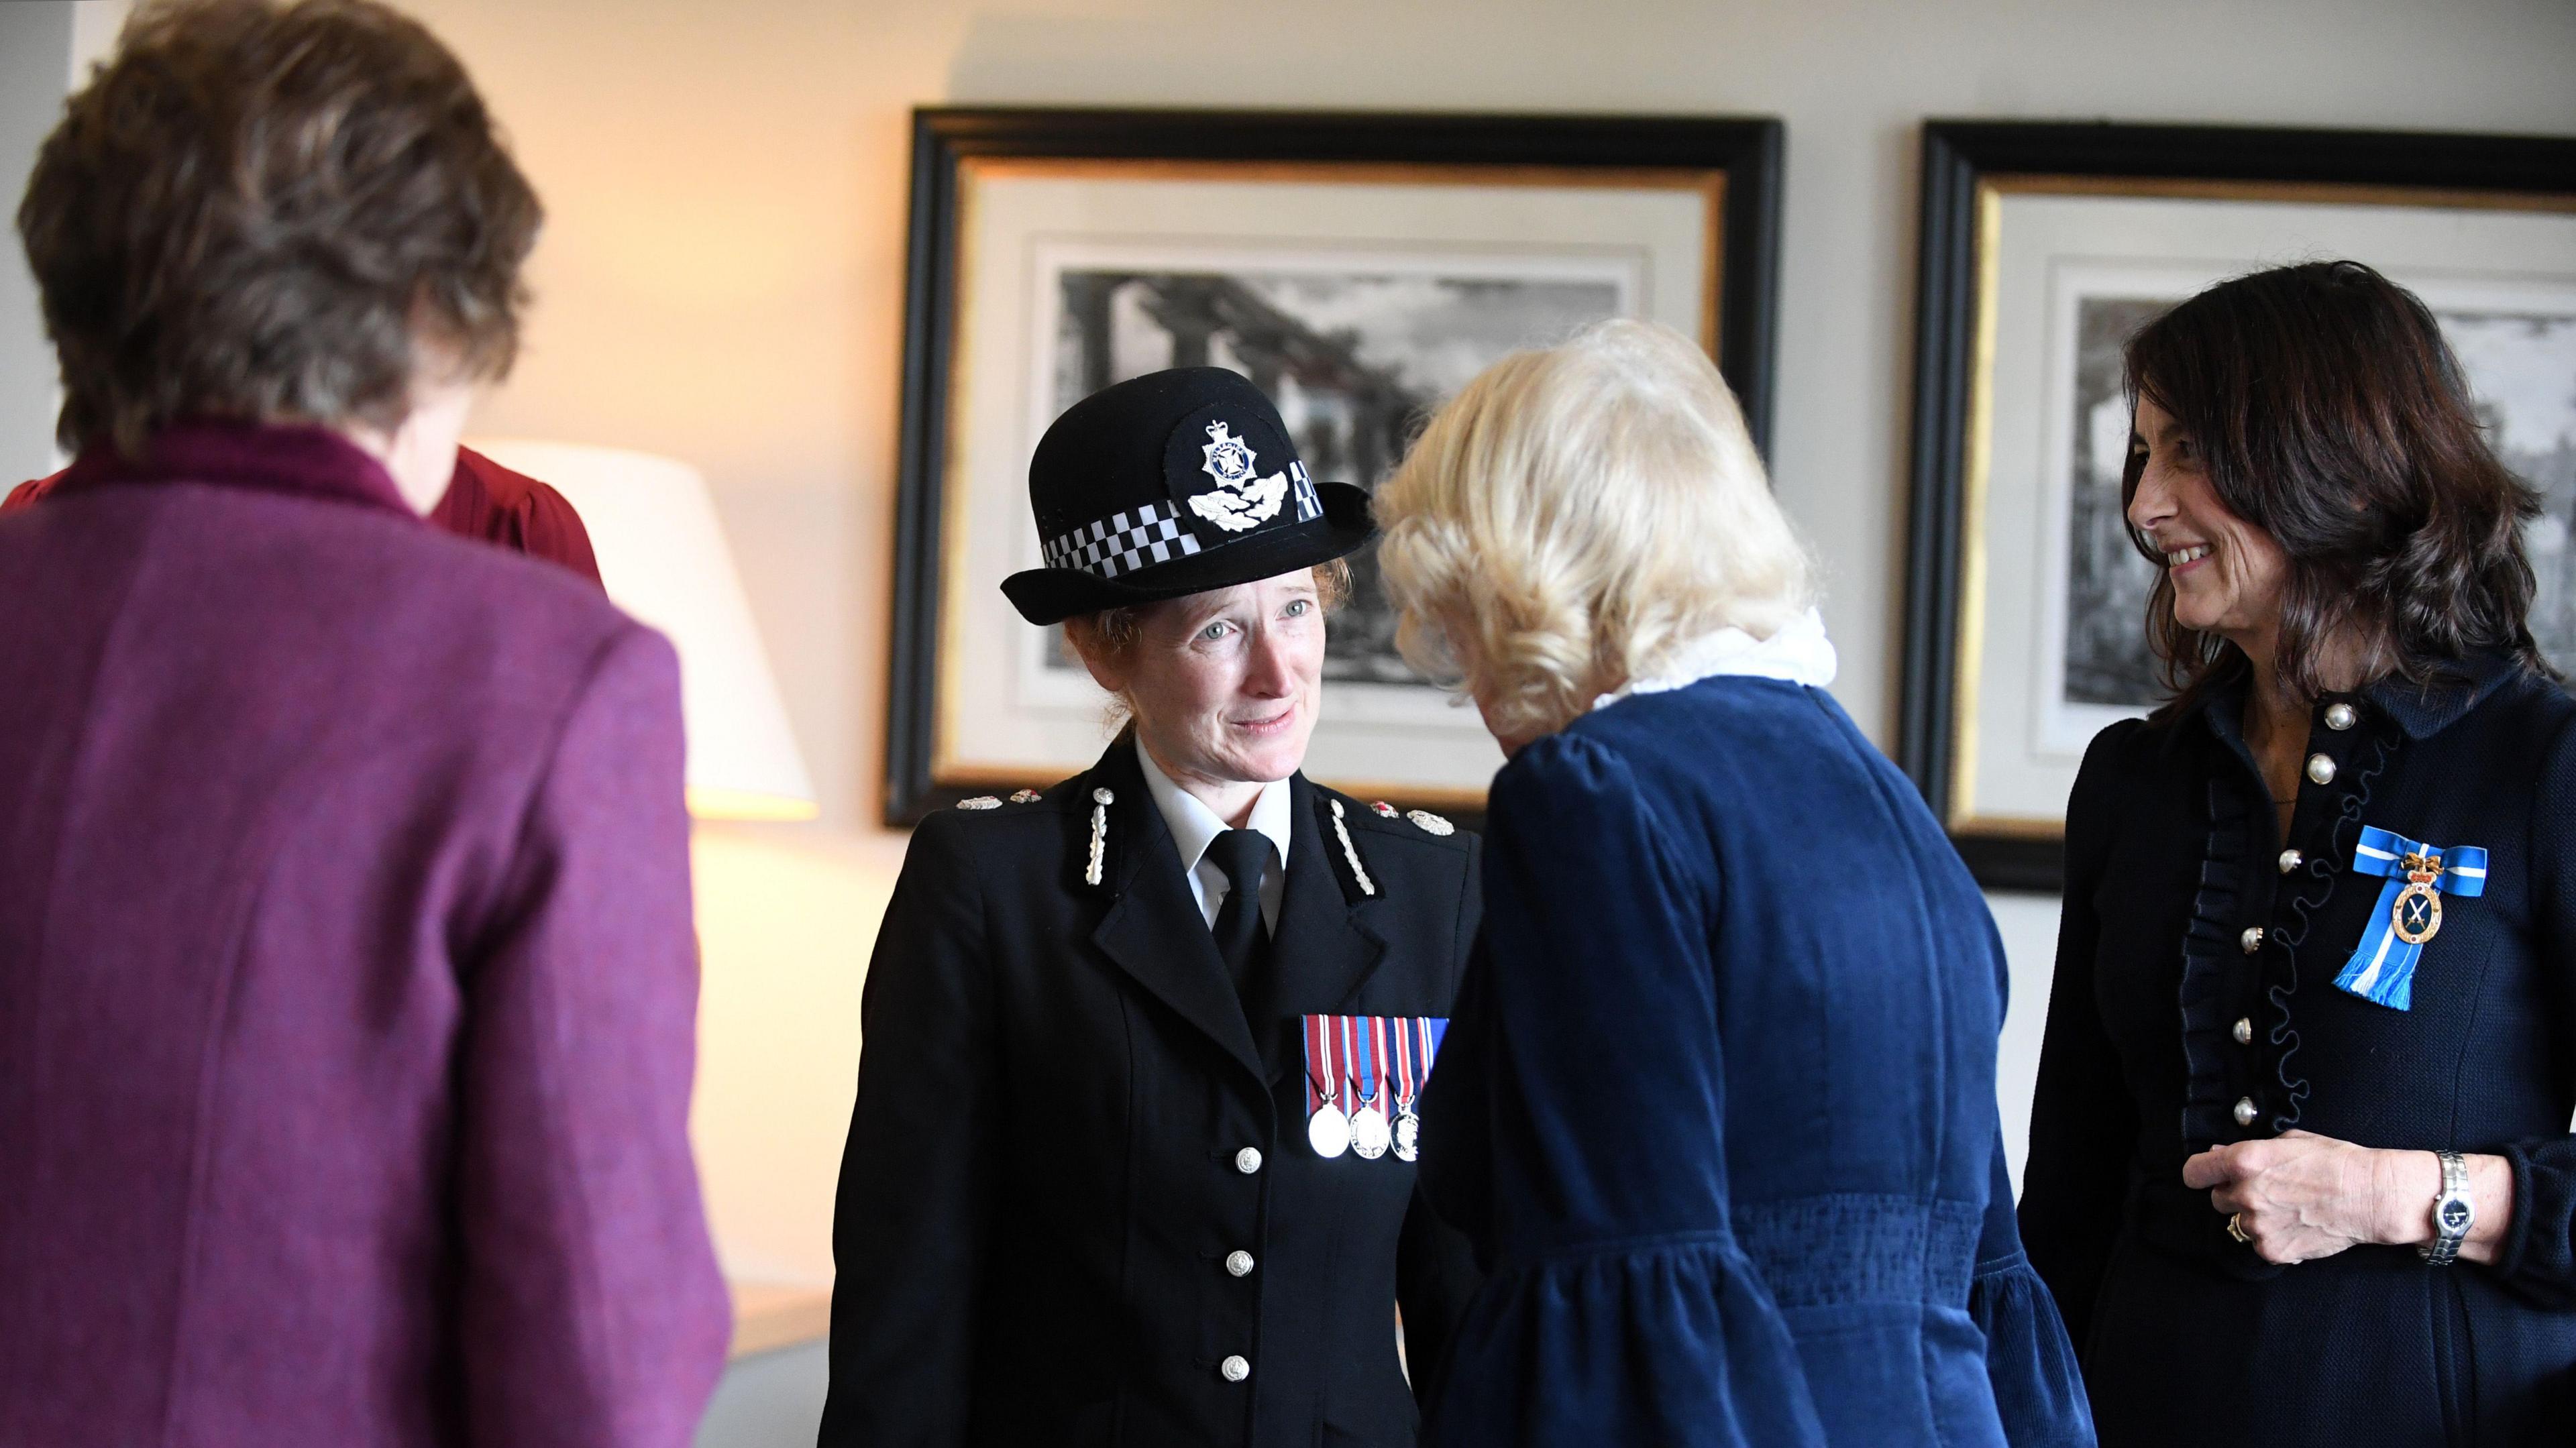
[885,106,1784,826]
[1899,119,2576,893]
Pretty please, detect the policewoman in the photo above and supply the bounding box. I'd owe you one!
[822,368,1481,1447]
[2020,262,2576,1445]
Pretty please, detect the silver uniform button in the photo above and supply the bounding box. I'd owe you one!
[1220,1355,1250,1383]
[1226,1250,1255,1278]
[2306,753,2337,785]
[2325,702,2357,731]
[1234,1148,1263,1175]
[2279,848,2303,874]
[2241,926,2264,954]
[2233,1017,2254,1045]
[2234,1097,2259,1127]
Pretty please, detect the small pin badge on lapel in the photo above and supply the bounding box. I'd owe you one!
[1009,789,1042,804]
[957,795,1002,810]
[1370,800,1397,818]
[1085,787,1114,887]
[1406,810,1454,837]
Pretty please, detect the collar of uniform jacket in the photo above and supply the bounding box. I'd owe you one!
[1133,735,1293,930]
[48,419,417,518]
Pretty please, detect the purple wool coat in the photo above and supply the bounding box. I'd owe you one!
[0,423,729,1446]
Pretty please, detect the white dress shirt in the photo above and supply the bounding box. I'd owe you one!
[1134,736,1293,933]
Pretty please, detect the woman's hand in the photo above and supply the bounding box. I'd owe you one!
[2182,1131,2514,1266]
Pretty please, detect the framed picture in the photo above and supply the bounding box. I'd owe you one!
[1899,121,2576,891]
[885,107,1782,824]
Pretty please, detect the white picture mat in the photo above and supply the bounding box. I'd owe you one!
[1970,190,2576,826]
[937,166,1713,795]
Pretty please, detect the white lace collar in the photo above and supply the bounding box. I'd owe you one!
[1591,606,1838,713]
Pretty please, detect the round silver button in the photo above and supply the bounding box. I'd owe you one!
[1226,1250,1255,1278]
[1220,1355,1250,1383]
[2278,848,2304,875]
[2233,1097,2259,1127]
[2233,1017,2254,1045]
[2240,926,2264,954]
[2325,702,2357,731]
[2306,753,2337,785]
[1234,1147,1263,1174]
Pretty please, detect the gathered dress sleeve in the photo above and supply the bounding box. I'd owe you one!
[2016,727,2139,1350]
[2489,711,2576,1307]
[1416,731,1821,1448]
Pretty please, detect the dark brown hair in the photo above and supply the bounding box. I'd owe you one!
[2121,259,2543,718]
[18,0,541,456]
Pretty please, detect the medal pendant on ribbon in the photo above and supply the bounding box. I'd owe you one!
[1303,1013,1350,1159]
[1389,1016,1422,1162]
[1342,1015,1388,1160]
[1352,1104,1391,1159]
[1307,1103,1351,1159]
[2393,877,2443,946]
[2335,830,2487,1011]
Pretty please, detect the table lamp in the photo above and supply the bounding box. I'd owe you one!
[468,439,818,822]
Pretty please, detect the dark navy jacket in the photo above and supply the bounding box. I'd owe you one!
[822,738,1482,1447]
[2023,653,2576,1446]
[1418,675,2094,1447]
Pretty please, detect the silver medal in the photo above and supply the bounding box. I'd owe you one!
[1351,1103,1391,1160]
[1307,1103,1351,1159]
[1393,1109,1420,1162]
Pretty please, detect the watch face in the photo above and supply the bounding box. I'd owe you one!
[2440,1199,2473,1232]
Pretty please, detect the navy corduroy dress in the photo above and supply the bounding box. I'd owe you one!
[1418,669,2094,1447]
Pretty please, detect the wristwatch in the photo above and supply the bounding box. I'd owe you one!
[2420,1150,2473,1266]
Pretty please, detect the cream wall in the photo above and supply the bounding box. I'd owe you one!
[9,0,2571,1288]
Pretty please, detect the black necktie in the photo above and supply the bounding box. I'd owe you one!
[1206,828,1272,999]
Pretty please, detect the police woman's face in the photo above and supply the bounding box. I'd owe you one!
[1112,569,1326,788]
[2127,393,2292,651]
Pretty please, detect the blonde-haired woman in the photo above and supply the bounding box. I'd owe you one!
[1377,321,2092,1447]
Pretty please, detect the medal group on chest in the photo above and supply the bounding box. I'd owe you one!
[1302,1015,1445,1162]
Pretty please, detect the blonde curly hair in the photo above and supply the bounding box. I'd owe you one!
[1373,319,1813,742]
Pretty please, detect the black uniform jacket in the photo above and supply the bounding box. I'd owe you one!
[2021,651,2576,1446]
[822,738,1483,1447]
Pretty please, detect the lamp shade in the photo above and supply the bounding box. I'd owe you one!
[469,439,818,822]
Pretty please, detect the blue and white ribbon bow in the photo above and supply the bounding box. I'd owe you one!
[2332,826,2487,1011]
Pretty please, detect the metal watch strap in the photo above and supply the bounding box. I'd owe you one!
[2420,1150,2472,1266]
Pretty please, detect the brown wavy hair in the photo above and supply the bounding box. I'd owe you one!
[19,0,541,456]
[2121,260,2544,720]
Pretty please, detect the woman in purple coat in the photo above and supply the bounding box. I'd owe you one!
[0,3,729,1444]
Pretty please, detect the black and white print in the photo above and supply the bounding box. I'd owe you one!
[1044,268,1623,686]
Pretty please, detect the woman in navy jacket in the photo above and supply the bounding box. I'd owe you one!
[1371,320,2092,1447]
[2019,261,2576,1445]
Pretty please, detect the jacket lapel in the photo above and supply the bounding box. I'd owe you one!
[1260,777,1389,1080]
[1083,742,1269,1086]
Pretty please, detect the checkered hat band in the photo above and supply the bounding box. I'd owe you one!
[1041,502,1205,580]
[1040,477,1326,581]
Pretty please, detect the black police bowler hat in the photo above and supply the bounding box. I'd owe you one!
[1001,368,1374,626]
